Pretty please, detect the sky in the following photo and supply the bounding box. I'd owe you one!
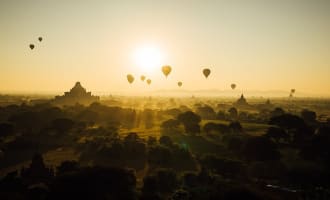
[1,0,330,96]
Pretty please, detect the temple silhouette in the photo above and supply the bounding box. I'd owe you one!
[53,82,99,106]
[233,94,250,107]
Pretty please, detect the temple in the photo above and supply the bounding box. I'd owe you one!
[233,94,250,107]
[256,98,274,110]
[53,82,99,106]
[20,153,54,183]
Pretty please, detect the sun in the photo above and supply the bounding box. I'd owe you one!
[134,45,164,73]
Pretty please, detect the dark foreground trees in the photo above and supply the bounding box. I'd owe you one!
[241,136,281,161]
[177,111,201,135]
[1,101,329,200]
[49,167,137,200]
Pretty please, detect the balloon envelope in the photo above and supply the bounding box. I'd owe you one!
[29,44,35,50]
[203,68,211,78]
[127,74,134,84]
[38,37,43,42]
[231,84,236,90]
[178,82,182,87]
[146,79,151,85]
[162,65,172,77]
[291,89,295,93]
[140,75,146,81]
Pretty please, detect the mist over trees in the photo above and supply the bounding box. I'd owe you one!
[0,97,330,199]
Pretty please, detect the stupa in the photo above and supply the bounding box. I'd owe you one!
[256,98,274,110]
[233,94,250,107]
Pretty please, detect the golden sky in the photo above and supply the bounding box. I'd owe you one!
[1,0,330,96]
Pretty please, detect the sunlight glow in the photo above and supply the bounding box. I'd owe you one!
[134,45,164,73]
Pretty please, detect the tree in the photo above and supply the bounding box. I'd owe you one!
[124,132,140,144]
[159,136,173,147]
[269,114,312,145]
[203,122,229,135]
[182,172,199,188]
[225,135,244,154]
[9,111,41,132]
[77,110,99,124]
[299,126,330,162]
[141,175,161,200]
[56,161,79,176]
[216,110,226,120]
[39,107,64,123]
[148,145,172,167]
[196,105,216,119]
[171,145,198,171]
[157,169,179,194]
[248,161,287,181]
[147,136,157,146]
[200,154,244,179]
[170,189,190,200]
[265,127,289,143]
[228,121,243,133]
[269,114,306,130]
[122,133,147,170]
[270,107,285,118]
[223,187,264,200]
[0,122,14,138]
[177,111,201,135]
[242,136,281,161]
[141,169,179,199]
[203,122,218,134]
[49,167,137,200]
[51,118,74,133]
[301,109,317,123]
[238,111,248,121]
[164,108,181,118]
[228,107,238,120]
[161,119,180,134]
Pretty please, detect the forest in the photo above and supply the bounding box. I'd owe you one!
[0,96,330,200]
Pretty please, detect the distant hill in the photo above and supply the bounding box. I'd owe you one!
[150,89,321,98]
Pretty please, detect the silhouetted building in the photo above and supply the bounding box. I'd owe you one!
[53,82,99,106]
[234,94,249,107]
[21,153,54,183]
[256,98,274,110]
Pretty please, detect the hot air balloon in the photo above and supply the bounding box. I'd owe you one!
[140,75,146,81]
[291,89,295,93]
[38,37,43,42]
[178,82,182,87]
[146,79,151,85]
[161,65,172,78]
[29,44,35,50]
[127,74,134,84]
[203,68,211,78]
[231,84,236,90]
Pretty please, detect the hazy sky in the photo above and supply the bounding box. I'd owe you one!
[1,0,330,96]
